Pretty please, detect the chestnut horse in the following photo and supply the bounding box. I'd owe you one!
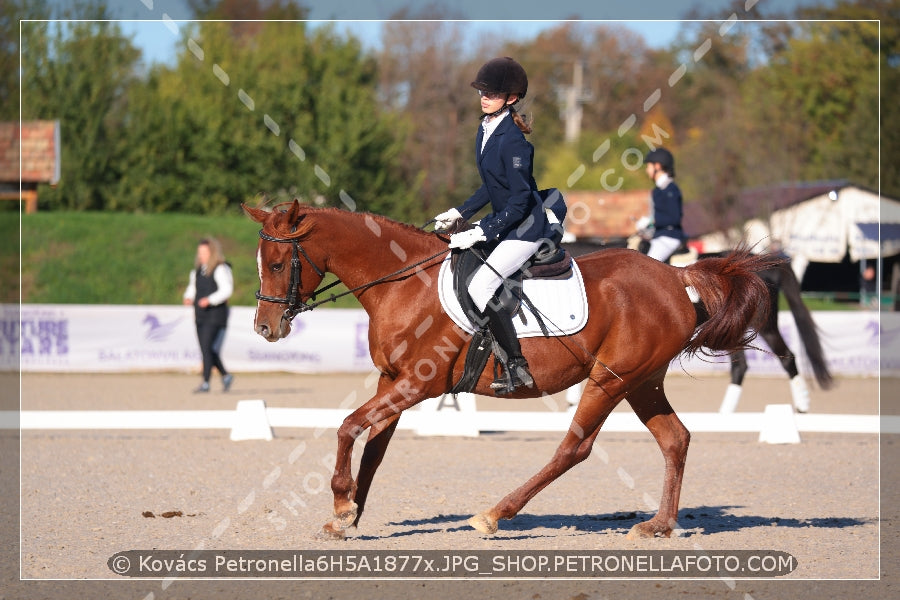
[245,201,779,539]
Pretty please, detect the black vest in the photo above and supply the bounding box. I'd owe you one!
[194,265,229,325]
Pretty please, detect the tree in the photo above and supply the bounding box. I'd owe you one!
[376,20,668,213]
[116,20,411,217]
[507,23,661,151]
[0,0,48,119]
[20,3,141,210]
[655,2,884,227]
[378,18,475,215]
[659,18,753,226]
[742,20,879,189]
[538,130,648,193]
[797,0,898,197]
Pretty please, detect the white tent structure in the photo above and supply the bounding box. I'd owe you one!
[694,184,900,285]
[768,186,900,280]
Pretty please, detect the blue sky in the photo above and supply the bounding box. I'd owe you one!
[100,0,834,66]
[105,0,831,20]
[121,20,686,66]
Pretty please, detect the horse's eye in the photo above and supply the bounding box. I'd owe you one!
[271,263,284,273]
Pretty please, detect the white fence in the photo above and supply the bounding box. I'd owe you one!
[1,304,891,376]
[4,400,895,441]
[5,305,893,441]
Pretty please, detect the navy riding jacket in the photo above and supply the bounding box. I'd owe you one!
[455,115,557,243]
[651,181,686,242]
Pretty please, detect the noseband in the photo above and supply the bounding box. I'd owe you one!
[255,229,325,322]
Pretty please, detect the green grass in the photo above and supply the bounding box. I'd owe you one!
[6,210,357,307]
[3,210,861,311]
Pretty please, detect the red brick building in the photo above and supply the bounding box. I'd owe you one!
[0,121,61,213]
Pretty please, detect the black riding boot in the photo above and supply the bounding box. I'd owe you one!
[483,303,534,394]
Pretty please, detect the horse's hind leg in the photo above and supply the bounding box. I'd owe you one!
[625,375,690,539]
[468,370,623,534]
[758,322,811,412]
[760,320,799,379]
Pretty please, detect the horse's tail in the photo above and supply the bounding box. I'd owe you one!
[680,248,783,356]
[778,261,834,389]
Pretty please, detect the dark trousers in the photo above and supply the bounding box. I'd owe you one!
[196,320,228,382]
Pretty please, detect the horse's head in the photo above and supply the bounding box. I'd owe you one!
[243,200,327,341]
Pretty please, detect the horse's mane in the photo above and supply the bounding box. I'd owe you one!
[265,202,433,242]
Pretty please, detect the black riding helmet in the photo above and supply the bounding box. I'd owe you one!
[644,147,675,177]
[470,57,528,101]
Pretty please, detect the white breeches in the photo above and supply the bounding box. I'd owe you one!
[468,239,543,311]
[647,235,682,262]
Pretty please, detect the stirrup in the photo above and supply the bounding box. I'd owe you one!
[490,357,534,395]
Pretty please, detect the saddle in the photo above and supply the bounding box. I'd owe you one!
[447,234,572,394]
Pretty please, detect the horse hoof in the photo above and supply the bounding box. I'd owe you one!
[468,513,498,535]
[626,521,671,539]
[335,502,358,529]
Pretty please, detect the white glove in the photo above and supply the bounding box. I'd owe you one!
[448,226,486,249]
[434,207,462,231]
[635,215,654,240]
[636,215,653,231]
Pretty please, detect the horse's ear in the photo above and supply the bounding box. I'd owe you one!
[285,199,303,229]
[242,203,268,224]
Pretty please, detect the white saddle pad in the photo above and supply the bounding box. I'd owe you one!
[437,254,588,338]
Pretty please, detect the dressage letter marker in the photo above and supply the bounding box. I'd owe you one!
[230,399,274,441]
[758,404,801,444]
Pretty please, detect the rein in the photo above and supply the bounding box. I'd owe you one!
[256,228,447,323]
[257,219,622,384]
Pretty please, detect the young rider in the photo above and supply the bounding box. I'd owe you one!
[641,147,686,263]
[433,57,559,394]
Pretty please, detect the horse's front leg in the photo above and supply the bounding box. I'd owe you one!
[351,412,401,527]
[321,375,424,539]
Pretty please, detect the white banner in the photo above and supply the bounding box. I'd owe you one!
[4,304,374,373]
[676,310,884,378]
[0,305,885,376]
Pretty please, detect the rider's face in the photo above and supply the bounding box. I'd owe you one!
[479,91,518,115]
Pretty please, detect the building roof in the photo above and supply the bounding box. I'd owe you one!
[0,121,61,184]
[683,180,853,238]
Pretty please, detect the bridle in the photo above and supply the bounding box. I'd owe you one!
[255,226,449,324]
[255,229,328,322]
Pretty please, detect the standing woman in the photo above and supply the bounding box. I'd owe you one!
[433,57,558,395]
[183,237,234,393]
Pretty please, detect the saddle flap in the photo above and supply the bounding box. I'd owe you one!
[450,247,490,327]
[440,253,588,339]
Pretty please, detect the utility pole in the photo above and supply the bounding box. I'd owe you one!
[562,60,590,143]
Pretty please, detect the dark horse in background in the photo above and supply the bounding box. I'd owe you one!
[701,251,834,413]
[246,201,782,540]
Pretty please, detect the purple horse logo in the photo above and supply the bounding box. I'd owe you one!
[142,314,183,342]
